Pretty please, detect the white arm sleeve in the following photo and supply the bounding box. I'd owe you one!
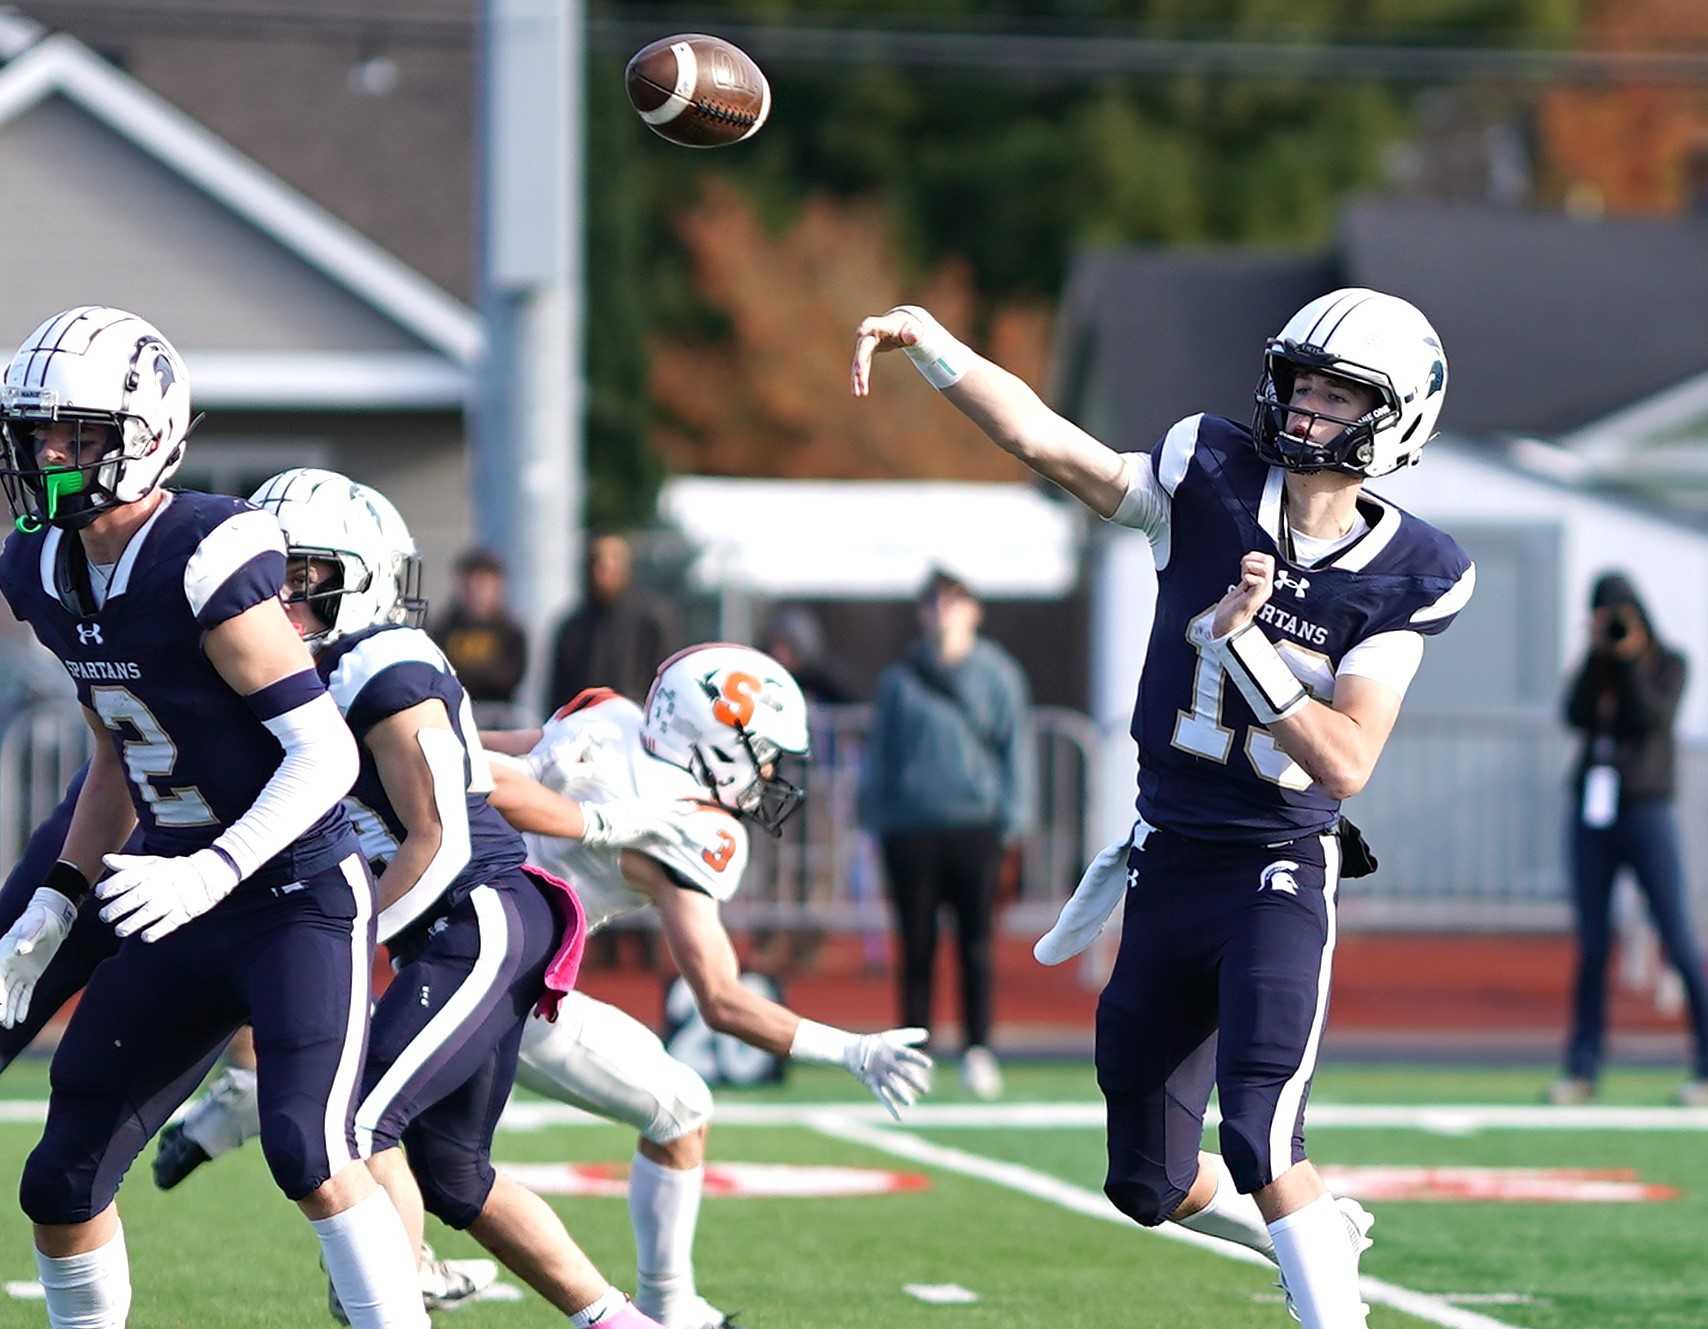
[375,727,473,942]
[212,691,359,881]
[1105,451,1170,541]
[1336,630,1426,698]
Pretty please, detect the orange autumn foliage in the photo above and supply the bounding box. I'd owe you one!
[650,178,1052,481]
[1539,0,1708,214]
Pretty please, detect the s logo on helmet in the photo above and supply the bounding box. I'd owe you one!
[711,671,760,728]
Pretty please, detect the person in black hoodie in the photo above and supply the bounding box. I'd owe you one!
[1552,572,1708,1106]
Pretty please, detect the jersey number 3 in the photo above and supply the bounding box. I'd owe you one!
[1172,610,1319,791]
[90,686,218,827]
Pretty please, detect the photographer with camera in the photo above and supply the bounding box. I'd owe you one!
[1553,572,1708,1106]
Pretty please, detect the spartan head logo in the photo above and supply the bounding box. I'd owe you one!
[152,351,176,397]
[1260,860,1301,896]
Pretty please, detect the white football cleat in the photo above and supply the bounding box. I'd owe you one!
[328,1243,500,1322]
[421,1243,499,1312]
[1279,1196,1373,1324]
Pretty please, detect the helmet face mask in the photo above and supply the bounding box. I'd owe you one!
[1252,341,1400,475]
[0,413,125,531]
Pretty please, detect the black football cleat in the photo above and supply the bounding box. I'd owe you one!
[151,1121,211,1191]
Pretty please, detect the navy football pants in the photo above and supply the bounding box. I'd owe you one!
[1096,822,1341,1225]
[355,869,559,1229]
[20,853,376,1223]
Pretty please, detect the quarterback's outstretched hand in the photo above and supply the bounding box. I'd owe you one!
[1210,551,1276,638]
[850,306,930,397]
[579,798,704,855]
[0,888,76,1028]
[96,849,240,943]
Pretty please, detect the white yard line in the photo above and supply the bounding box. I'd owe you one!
[2,1098,1708,1131]
[2,1096,1707,1133]
[808,1113,1521,1329]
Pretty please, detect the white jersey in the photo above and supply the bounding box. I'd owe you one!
[521,690,751,932]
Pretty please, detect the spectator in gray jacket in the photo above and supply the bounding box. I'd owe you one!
[859,567,1033,1099]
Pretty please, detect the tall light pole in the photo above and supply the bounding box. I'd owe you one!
[474,0,583,716]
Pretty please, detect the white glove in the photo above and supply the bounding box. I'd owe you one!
[96,848,241,943]
[1034,825,1140,966]
[580,798,702,854]
[0,888,76,1029]
[791,1019,933,1120]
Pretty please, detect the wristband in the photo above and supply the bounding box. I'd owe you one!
[1220,623,1309,723]
[892,305,973,390]
[43,859,92,906]
[789,1017,856,1067]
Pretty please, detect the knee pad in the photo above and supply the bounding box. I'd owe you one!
[1103,1177,1179,1229]
[408,1135,495,1230]
[640,1059,712,1146]
[258,1096,341,1201]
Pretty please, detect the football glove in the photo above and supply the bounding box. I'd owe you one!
[579,798,703,854]
[791,1020,933,1120]
[0,887,77,1029]
[97,848,241,943]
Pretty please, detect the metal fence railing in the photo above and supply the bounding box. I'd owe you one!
[5,699,1704,937]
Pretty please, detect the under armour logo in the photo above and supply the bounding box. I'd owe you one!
[1260,860,1301,895]
[76,622,103,646]
[1126,868,1139,890]
[1274,571,1310,600]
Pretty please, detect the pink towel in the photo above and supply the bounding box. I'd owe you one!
[524,862,587,1021]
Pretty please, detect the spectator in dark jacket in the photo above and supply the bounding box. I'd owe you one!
[431,547,529,725]
[1553,572,1708,1106]
[546,533,676,708]
[859,568,1033,1100]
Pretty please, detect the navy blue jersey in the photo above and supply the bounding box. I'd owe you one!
[318,624,525,936]
[0,491,354,886]
[1128,415,1474,842]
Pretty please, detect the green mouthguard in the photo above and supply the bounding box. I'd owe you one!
[15,467,85,534]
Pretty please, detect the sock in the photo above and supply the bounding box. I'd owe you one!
[627,1153,705,1322]
[34,1223,131,1329]
[182,1067,261,1156]
[569,1286,626,1326]
[1175,1154,1276,1261]
[1267,1194,1366,1329]
[310,1189,429,1329]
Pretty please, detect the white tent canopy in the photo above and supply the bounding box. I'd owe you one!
[659,477,1082,599]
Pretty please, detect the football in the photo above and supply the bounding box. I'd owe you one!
[624,33,770,148]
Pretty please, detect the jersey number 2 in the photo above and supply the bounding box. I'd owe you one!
[90,686,217,827]
[1171,610,1316,791]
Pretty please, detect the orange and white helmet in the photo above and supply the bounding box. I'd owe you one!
[641,643,810,835]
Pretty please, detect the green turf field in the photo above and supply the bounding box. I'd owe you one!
[0,1060,1701,1328]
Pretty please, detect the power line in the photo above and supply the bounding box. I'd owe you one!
[11,2,1708,85]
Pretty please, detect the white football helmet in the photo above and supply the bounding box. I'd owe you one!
[1253,288,1448,477]
[641,643,811,835]
[0,306,197,531]
[248,467,425,646]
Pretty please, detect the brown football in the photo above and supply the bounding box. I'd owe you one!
[625,33,770,148]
